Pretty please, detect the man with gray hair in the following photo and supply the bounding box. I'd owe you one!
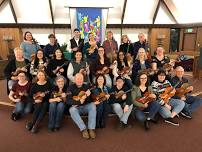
[67,73,96,139]
[171,66,202,119]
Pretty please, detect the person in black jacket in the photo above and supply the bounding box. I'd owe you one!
[133,33,148,59]
[69,28,84,58]
[4,47,30,93]
[171,66,202,119]
[91,74,110,128]
[132,48,151,84]
[43,34,60,59]
[67,73,96,139]
[109,76,133,130]
[46,48,68,82]
[119,35,133,56]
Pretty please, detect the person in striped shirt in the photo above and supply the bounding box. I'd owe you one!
[151,69,185,126]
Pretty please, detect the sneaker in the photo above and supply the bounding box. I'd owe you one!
[144,120,150,130]
[11,113,17,121]
[89,129,96,139]
[180,111,192,119]
[164,118,179,126]
[116,121,124,131]
[11,113,21,121]
[26,122,33,131]
[123,123,133,129]
[82,129,89,139]
[31,125,39,134]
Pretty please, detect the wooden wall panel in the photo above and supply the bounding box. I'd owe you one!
[0,28,23,60]
[183,33,196,51]
[149,28,170,55]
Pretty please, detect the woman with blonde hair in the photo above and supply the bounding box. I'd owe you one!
[132,48,151,84]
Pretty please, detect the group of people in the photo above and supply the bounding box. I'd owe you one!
[3,29,202,139]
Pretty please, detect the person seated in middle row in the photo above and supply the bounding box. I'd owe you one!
[46,48,68,83]
[132,48,151,84]
[30,49,48,79]
[90,46,112,88]
[112,51,132,89]
[67,51,90,85]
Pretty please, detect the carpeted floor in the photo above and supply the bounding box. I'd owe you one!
[0,73,202,152]
[1,106,202,152]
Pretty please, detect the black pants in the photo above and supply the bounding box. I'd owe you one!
[96,101,110,127]
[32,102,49,125]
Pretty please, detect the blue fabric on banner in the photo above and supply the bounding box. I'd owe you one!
[76,8,102,43]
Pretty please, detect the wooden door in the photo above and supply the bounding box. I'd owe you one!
[182,33,197,51]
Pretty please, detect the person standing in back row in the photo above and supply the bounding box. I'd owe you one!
[69,28,84,58]
[102,31,118,64]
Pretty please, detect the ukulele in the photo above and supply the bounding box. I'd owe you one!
[13,91,28,99]
[118,66,130,76]
[33,91,50,101]
[12,63,31,76]
[53,91,72,102]
[95,62,116,76]
[136,92,156,110]
[79,65,89,76]
[175,83,191,98]
[158,81,181,104]
[72,86,95,101]
[163,63,173,72]
[53,61,68,75]
[91,91,114,103]
[114,89,133,99]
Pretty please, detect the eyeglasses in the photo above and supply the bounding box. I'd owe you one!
[140,77,147,80]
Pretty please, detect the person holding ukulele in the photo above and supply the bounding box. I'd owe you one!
[109,76,133,130]
[151,69,185,126]
[171,66,202,119]
[131,72,160,130]
[67,73,96,139]
[91,74,110,128]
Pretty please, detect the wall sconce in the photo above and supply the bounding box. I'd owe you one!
[2,35,13,41]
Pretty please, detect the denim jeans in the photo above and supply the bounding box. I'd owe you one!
[13,101,33,115]
[133,101,161,122]
[112,103,133,124]
[183,95,202,114]
[159,98,185,118]
[69,102,96,131]
[48,102,65,129]
[32,102,49,125]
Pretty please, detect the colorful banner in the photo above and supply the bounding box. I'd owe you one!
[76,8,102,43]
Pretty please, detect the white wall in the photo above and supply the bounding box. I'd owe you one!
[22,28,72,46]
[22,28,149,47]
[105,28,149,46]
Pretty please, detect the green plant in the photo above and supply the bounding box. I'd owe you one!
[60,42,68,52]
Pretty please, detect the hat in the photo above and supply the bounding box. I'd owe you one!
[48,34,55,38]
